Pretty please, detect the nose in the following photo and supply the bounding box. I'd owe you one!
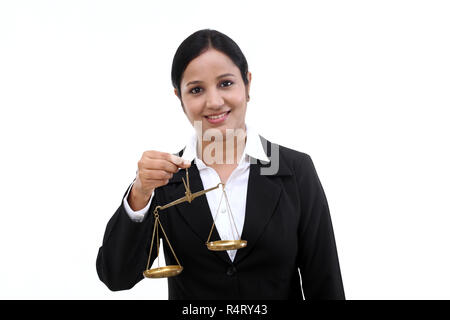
[205,87,225,109]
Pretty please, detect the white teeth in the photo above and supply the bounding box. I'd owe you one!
[207,112,228,119]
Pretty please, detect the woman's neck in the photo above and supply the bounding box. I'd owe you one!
[197,128,247,166]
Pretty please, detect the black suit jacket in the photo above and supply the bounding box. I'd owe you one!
[96,136,345,300]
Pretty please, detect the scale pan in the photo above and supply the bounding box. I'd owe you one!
[143,265,183,278]
[206,240,247,251]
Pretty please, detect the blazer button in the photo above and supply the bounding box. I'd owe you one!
[227,266,237,276]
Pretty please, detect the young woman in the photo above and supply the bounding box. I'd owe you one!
[96,29,345,300]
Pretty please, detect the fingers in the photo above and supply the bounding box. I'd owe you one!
[140,168,174,181]
[142,150,191,169]
[136,150,191,194]
[166,153,191,168]
[139,158,178,173]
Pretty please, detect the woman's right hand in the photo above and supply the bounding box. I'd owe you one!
[128,150,191,211]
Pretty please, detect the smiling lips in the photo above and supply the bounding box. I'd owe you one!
[204,110,231,124]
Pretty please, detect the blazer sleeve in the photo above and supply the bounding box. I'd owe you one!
[96,183,160,291]
[296,154,345,300]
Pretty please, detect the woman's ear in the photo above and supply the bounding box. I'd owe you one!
[246,71,252,101]
[174,88,186,113]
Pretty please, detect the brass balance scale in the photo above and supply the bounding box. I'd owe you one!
[143,167,247,278]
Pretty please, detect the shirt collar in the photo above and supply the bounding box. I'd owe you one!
[180,123,270,170]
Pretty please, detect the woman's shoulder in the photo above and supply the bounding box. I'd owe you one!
[279,143,311,162]
[259,135,312,168]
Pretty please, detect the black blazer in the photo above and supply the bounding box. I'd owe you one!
[96,136,345,300]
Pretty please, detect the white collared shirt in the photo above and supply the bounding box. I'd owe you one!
[123,123,270,261]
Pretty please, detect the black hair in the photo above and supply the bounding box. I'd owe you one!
[171,29,249,102]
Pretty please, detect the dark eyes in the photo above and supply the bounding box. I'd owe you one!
[189,80,234,95]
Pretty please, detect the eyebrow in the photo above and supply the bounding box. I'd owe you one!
[185,73,236,87]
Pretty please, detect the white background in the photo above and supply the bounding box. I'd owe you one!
[0,0,449,300]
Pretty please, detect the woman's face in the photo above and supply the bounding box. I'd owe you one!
[175,48,251,137]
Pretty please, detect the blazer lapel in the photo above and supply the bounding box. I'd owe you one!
[232,161,280,264]
[234,137,292,264]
